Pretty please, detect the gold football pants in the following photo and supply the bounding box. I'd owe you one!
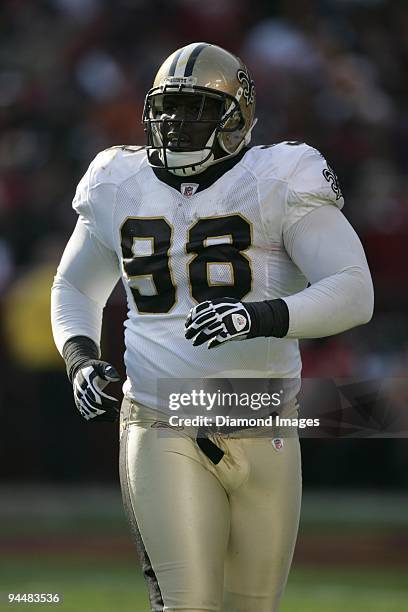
[119,399,301,612]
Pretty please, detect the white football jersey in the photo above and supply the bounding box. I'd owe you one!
[72,142,344,409]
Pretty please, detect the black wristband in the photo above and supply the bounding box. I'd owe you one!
[245,299,289,339]
[62,336,100,383]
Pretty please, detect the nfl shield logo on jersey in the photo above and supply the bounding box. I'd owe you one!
[181,183,199,197]
[271,438,284,451]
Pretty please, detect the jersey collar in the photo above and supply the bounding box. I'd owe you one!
[151,148,249,194]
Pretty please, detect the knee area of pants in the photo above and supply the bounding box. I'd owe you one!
[223,593,281,612]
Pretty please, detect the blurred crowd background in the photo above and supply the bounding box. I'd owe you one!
[0,0,407,486]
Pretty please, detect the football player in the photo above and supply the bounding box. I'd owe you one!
[51,42,374,611]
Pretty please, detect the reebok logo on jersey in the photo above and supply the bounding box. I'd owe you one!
[181,183,199,197]
[232,313,247,332]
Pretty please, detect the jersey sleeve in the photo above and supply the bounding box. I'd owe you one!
[72,148,119,249]
[282,205,374,338]
[282,145,344,234]
[51,219,120,354]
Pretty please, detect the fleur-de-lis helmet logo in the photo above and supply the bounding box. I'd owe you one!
[237,68,255,106]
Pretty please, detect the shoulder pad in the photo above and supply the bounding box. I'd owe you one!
[242,142,314,182]
[90,145,148,186]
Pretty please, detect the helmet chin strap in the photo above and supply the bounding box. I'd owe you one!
[163,131,216,176]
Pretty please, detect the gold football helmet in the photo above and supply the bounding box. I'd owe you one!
[143,42,256,176]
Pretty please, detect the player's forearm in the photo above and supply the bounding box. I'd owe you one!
[282,265,373,338]
[51,275,104,354]
[243,264,372,339]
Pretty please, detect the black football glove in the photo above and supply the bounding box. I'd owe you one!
[185,298,251,349]
[72,360,120,422]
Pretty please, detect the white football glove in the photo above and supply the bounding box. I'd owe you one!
[73,361,120,422]
[185,298,251,349]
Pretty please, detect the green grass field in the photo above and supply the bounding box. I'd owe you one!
[1,558,408,611]
[1,488,407,611]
